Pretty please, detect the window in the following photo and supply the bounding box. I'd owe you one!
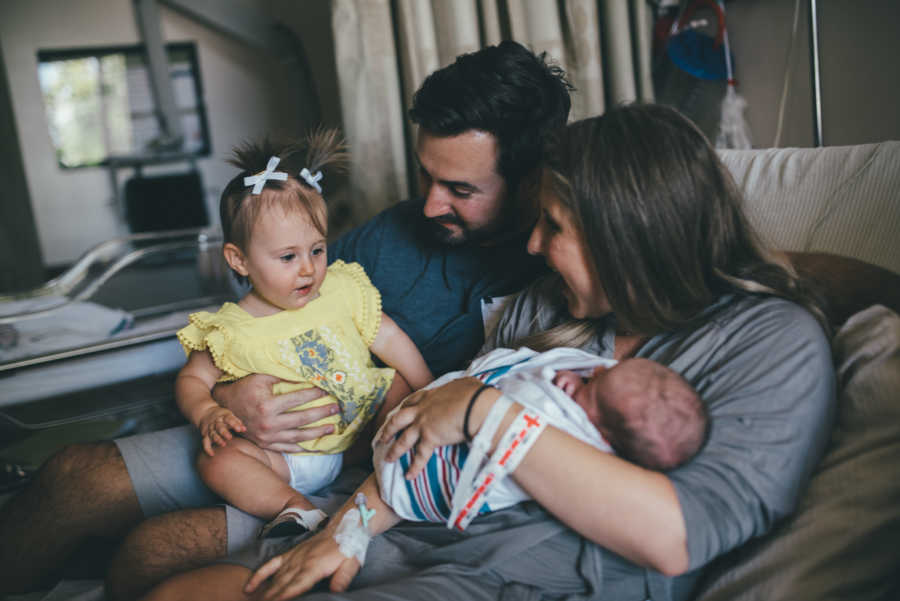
[37,43,210,168]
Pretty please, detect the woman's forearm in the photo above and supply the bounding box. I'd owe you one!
[378,378,689,573]
[513,427,689,575]
[470,389,689,575]
[245,475,402,599]
[325,474,402,540]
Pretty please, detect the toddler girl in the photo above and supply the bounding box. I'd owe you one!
[175,130,432,536]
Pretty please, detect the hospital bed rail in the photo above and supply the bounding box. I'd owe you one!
[0,227,224,324]
[0,228,239,431]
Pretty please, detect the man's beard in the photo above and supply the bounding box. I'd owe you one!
[424,215,469,246]
[423,206,515,247]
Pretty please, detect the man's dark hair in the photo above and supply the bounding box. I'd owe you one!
[409,40,572,195]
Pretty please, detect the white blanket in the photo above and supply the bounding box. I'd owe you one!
[0,297,133,363]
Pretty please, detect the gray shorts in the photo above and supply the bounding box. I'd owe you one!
[115,424,368,554]
[116,424,264,553]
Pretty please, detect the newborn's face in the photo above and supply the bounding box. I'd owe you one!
[574,361,648,435]
[571,365,615,431]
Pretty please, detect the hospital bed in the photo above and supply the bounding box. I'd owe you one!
[0,228,240,439]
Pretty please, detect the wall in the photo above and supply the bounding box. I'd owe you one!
[0,0,333,269]
[726,0,900,147]
[271,0,343,131]
[816,0,900,146]
[0,42,44,291]
[5,0,898,269]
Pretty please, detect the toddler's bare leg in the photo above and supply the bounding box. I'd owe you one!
[197,437,314,518]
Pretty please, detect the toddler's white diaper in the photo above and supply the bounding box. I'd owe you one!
[282,451,343,494]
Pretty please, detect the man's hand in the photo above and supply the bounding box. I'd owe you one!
[212,374,339,453]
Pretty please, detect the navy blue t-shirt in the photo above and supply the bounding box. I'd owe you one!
[328,199,545,376]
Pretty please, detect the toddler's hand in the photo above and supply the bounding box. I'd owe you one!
[198,406,246,456]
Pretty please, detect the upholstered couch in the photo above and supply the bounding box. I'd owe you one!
[691,142,900,600]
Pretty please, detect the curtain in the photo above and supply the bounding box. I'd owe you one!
[331,0,655,226]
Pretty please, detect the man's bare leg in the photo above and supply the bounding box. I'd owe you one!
[106,506,227,601]
[0,442,142,593]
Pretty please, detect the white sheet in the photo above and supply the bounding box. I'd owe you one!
[0,297,132,363]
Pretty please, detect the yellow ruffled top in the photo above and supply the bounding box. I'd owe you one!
[177,260,395,454]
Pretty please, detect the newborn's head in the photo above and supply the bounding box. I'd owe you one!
[572,358,708,470]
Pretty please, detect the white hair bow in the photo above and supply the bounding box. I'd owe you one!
[300,168,323,194]
[244,156,288,194]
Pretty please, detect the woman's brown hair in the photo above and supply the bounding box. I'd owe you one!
[536,103,828,341]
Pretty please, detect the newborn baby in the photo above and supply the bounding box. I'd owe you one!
[375,347,708,527]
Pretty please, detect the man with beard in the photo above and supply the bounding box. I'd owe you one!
[0,41,572,600]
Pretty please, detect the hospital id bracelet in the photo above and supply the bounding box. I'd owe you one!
[450,407,548,531]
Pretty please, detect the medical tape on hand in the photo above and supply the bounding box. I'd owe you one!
[244,156,288,194]
[334,508,371,565]
[449,406,548,531]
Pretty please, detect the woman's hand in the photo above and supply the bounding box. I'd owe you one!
[246,474,399,599]
[244,529,360,601]
[377,376,486,479]
[212,374,339,453]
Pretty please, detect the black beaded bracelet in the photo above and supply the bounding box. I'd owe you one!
[464,384,492,443]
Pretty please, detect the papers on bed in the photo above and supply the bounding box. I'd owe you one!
[0,297,133,363]
[0,303,217,408]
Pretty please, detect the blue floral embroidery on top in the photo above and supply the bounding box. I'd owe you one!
[295,334,333,373]
[288,329,390,427]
